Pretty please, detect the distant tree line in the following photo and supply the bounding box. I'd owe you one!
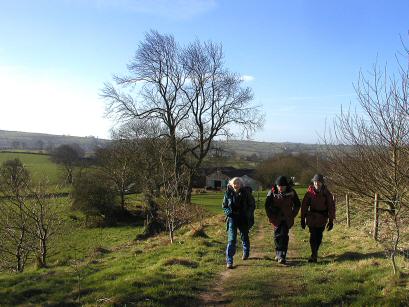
[255,153,318,187]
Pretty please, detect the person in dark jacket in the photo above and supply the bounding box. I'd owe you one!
[301,174,336,263]
[222,177,255,269]
[265,175,301,264]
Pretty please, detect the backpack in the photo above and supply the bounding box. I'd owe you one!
[243,186,256,229]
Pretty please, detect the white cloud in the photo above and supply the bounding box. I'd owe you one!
[241,75,255,82]
[0,65,112,139]
[75,0,217,20]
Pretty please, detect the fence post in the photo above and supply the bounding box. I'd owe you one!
[373,193,379,240]
[345,193,350,227]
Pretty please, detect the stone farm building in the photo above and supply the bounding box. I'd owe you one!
[193,167,262,191]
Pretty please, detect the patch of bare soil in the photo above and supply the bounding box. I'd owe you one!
[199,220,268,306]
[199,218,305,306]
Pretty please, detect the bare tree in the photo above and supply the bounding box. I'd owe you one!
[51,144,84,184]
[157,142,191,244]
[324,52,409,274]
[0,159,34,272]
[102,30,263,201]
[95,140,138,211]
[26,181,64,268]
[0,160,64,271]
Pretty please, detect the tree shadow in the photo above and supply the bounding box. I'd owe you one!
[399,249,409,260]
[284,258,306,267]
[328,251,385,262]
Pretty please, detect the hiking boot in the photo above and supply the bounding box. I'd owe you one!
[308,256,317,263]
[242,254,249,260]
[226,263,233,269]
[278,258,286,264]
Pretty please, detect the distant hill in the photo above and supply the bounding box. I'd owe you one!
[0,130,324,157]
[212,139,325,159]
[0,130,110,153]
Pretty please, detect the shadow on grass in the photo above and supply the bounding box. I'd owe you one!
[326,251,385,262]
[238,256,308,268]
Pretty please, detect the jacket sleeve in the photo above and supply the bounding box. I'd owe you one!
[264,191,273,219]
[301,192,310,220]
[222,192,232,217]
[248,191,256,210]
[327,191,336,221]
[291,189,301,217]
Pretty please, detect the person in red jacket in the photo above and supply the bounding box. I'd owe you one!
[265,176,301,264]
[301,174,336,263]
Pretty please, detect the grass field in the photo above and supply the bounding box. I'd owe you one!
[0,151,63,185]
[1,198,409,305]
[0,197,226,305]
[0,165,408,305]
[191,186,308,215]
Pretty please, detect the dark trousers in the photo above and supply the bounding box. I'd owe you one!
[309,226,325,256]
[274,222,289,259]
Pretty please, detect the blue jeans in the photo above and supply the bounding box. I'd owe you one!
[226,217,250,265]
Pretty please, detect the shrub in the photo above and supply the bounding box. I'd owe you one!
[71,171,118,226]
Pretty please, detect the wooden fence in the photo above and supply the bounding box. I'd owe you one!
[343,192,388,241]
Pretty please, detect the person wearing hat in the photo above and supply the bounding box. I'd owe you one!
[265,175,301,264]
[301,174,336,263]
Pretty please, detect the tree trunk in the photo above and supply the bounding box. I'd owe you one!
[345,193,350,227]
[168,217,174,244]
[16,230,25,272]
[38,237,47,268]
[120,191,125,212]
[391,213,400,275]
[373,193,379,240]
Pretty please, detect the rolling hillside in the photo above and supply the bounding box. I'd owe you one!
[0,130,324,158]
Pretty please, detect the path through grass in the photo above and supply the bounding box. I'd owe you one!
[200,209,409,306]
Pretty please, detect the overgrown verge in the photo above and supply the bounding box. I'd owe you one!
[0,214,226,306]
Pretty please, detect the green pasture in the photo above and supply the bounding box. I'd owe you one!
[0,151,63,185]
[191,186,308,215]
[0,194,226,306]
[0,177,408,305]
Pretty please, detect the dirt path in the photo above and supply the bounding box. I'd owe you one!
[199,218,267,305]
[200,215,305,306]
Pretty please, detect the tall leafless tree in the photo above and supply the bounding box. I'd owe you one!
[324,48,409,274]
[26,181,64,268]
[51,144,84,184]
[102,30,263,201]
[0,159,63,271]
[0,159,34,272]
[95,140,139,211]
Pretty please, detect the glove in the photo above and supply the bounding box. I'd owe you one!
[224,208,233,218]
[326,220,334,231]
[301,219,306,230]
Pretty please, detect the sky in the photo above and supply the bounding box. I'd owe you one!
[1,0,409,143]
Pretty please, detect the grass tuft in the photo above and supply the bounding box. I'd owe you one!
[163,258,199,268]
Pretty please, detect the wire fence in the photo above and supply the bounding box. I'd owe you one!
[335,192,409,260]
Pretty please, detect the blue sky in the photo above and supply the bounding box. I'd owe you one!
[1,0,408,143]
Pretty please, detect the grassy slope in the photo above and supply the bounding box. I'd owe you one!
[0,188,408,306]
[207,196,409,306]
[0,193,227,306]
